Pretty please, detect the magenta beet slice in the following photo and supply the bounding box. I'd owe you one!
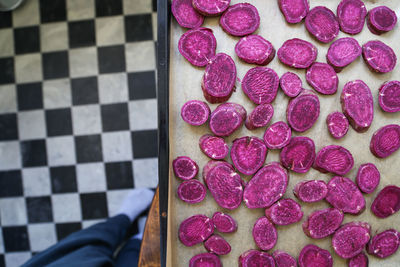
[293,180,328,203]
[371,185,400,218]
[212,212,237,233]
[279,72,303,98]
[327,37,361,72]
[220,3,260,37]
[231,136,268,175]
[178,27,216,67]
[192,0,230,16]
[356,163,380,194]
[314,145,354,175]
[299,244,333,267]
[203,160,243,210]
[348,252,368,267]
[265,198,303,226]
[306,62,338,95]
[287,90,320,132]
[242,67,279,105]
[278,38,317,69]
[367,229,400,258]
[189,252,222,267]
[239,249,275,267]
[367,6,397,34]
[179,214,214,246]
[337,0,367,34]
[209,102,246,137]
[305,6,339,43]
[379,81,400,113]
[341,80,374,133]
[253,216,278,251]
[235,35,276,65]
[173,156,199,180]
[280,136,315,173]
[243,162,288,209]
[278,0,309,24]
[332,222,371,259]
[177,180,206,204]
[199,134,229,160]
[181,100,210,125]
[362,40,397,73]
[273,250,297,267]
[245,104,274,130]
[204,234,231,255]
[302,208,343,239]
[171,0,204,29]
[202,53,236,104]
[370,124,400,158]
[326,111,349,139]
[263,121,292,150]
[325,176,365,215]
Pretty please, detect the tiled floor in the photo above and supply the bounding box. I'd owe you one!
[0,0,158,266]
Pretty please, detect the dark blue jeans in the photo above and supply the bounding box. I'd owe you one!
[22,215,140,267]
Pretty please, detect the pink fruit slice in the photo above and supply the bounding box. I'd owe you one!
[181,100,210,125]
[367,229,400,258]
[202,53,236,104]
[265,198,303,225]
[314,145,354,175]
[242,67,279,105]
[306,62,338,95]
[278,38,317,69]
[332,222,371,259]
[370,124,400,158]
[273,250,297,267]
[171,0,204,29]
[212,212,237,233]
[203,160,243,210]
[287,90,320,132]
[302,208,343,239]
[278,0,309,24]
[179,214,214,246]
[177,180,206,204]
[204,234,231,255]
[253,216,278,251]
[367,6,397,34]
[220,3,260,36]
[239,249,275,267]
[199,134,229,160]
[337,0,367,34]
[263,121,292,149]
[305,6,339,43]
[326,37,361,72]
[280,136,316,173]
[379,81,400,113]
[341,80,374,133]
[348,252,368,267]
[362,40,397,73]
[173,156,199,180]
[243,162,288,209]
[355,163,380,194]
[293,180,328,203]
[189,252,222,267]
[325,176,365,215]
[299,244,333,267]
[209,102,246,137]
[231,136,268,175]
[235,35,276,65]
[371,185,400,218]
[245,104,274,130]
[326,111,349,139]
[192,0,230,16]
[178,27,217,67]
[279,72,303,98]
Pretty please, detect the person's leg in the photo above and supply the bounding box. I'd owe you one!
[114,238,142,267]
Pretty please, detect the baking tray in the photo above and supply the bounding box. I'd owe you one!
[158,0,400,266]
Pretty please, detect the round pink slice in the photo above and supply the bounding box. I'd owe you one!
[370,124,400,158]
[280,136,315,173]
[212,212,237,233]
[171,0,204,29]
[192,0,230,16]
[173,156,199,180]
[181,100,210,126]
[326,111,349,139]
[177,180,206,204]
[239,250,275,267]
[337,0,367,34]
[362,40,397,73]
[306,62,338,95]
[367,229,400,258]
[305,6,339,43]
[367,6,397,34]
[279,72,303,98]
[302,208,344,239]
[287,90,320,132]
[278,0,309,24]
[278,38,317,69]
[263,121,291,150]
[199,134,229,160]
[253,216,278,251]
[189,253,222,267]
[245,103,274,130]
[314,145,354,176]
[273,250,297,267]
[220,3,260,37]
[356,163,380,194]
[179,214,214,246]
[242,67,279,105]
[332,222,371,259]
[348,252,368,267]
[299,244,333,267]
[371,185,400,218]
[265,198,303,225]
[379,81,400,113]
[293,180,328,203]
[326,37,361,72]
[231,136,267,175]
[204,234,231,255]
[235,35,276,65]
[209,102,246,137]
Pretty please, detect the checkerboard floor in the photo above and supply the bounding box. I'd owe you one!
[0,0,158,266]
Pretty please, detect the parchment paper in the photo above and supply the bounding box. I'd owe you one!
[167,0,400,266]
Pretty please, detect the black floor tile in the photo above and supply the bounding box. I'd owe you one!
[26,196,53,223]
[42,51,69,79]
[17,82,43,111]
[2,226,30,252]
[125,14,153,42]
[45,108,73,136]
[0,113,18,141]
[50,166,77,194]
[14,26,40,54]
[80,192,108,220]
[105,161,134,190]
[0,254,4,267]
[40,0,67,23]
[95,0,122,17]
[131,129,157,158]
[56,222,82,241]
[0,170,23,197]
[75,134,103,163]
[98,45,125,74]
[101,103,129,132]
[68,20,96,48]
[152,0,157,11]
[21,139,48,167]
[0,11,12,28]
[128,71,156,100]
[71,76,99,105]
[0,57,15,85]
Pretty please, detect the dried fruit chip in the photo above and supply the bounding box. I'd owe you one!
[273,250,297,267]
[306,62,338,95]
[279,72,303,97]
[371,185,400,218]
[332,222,371,259]
[378,81,400,113]
[245,104,274,130]
[367,6,397,34]
[280,136,316,173]
[326,37,361,72]
[242,67,279,105]
[173,156,199,180]
[299,244,333,267]
[181,100,210,126]
[209,103,246,137]
[253,216,278,251]
[302,208,343,239]
[348,252,368,267]
[337,0,367,34]
[367,229,400,258]
[231,136,268,175]
[189,252,222,267]
[370,124,400,158]
[212,212,237,233]
[263,121,292,150]
[177,180,206,204]
[235,35,276,65]
[286,90,320,132]
[294,180,328,203]
[305,6,339,43]
[314,145,354,176]
[278,0,309,24]
[192,0,231,16]
[199,134,229,160]
[265,198,303,225]
[362,40,397,73]
[355,163,380,194]
[278,38,317,69]
[239,249,275,267]
[220,3,260,36]
[204,234,231,255]
[171,0,203,29]
[326,111,349,139]
[179,214,214,246]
